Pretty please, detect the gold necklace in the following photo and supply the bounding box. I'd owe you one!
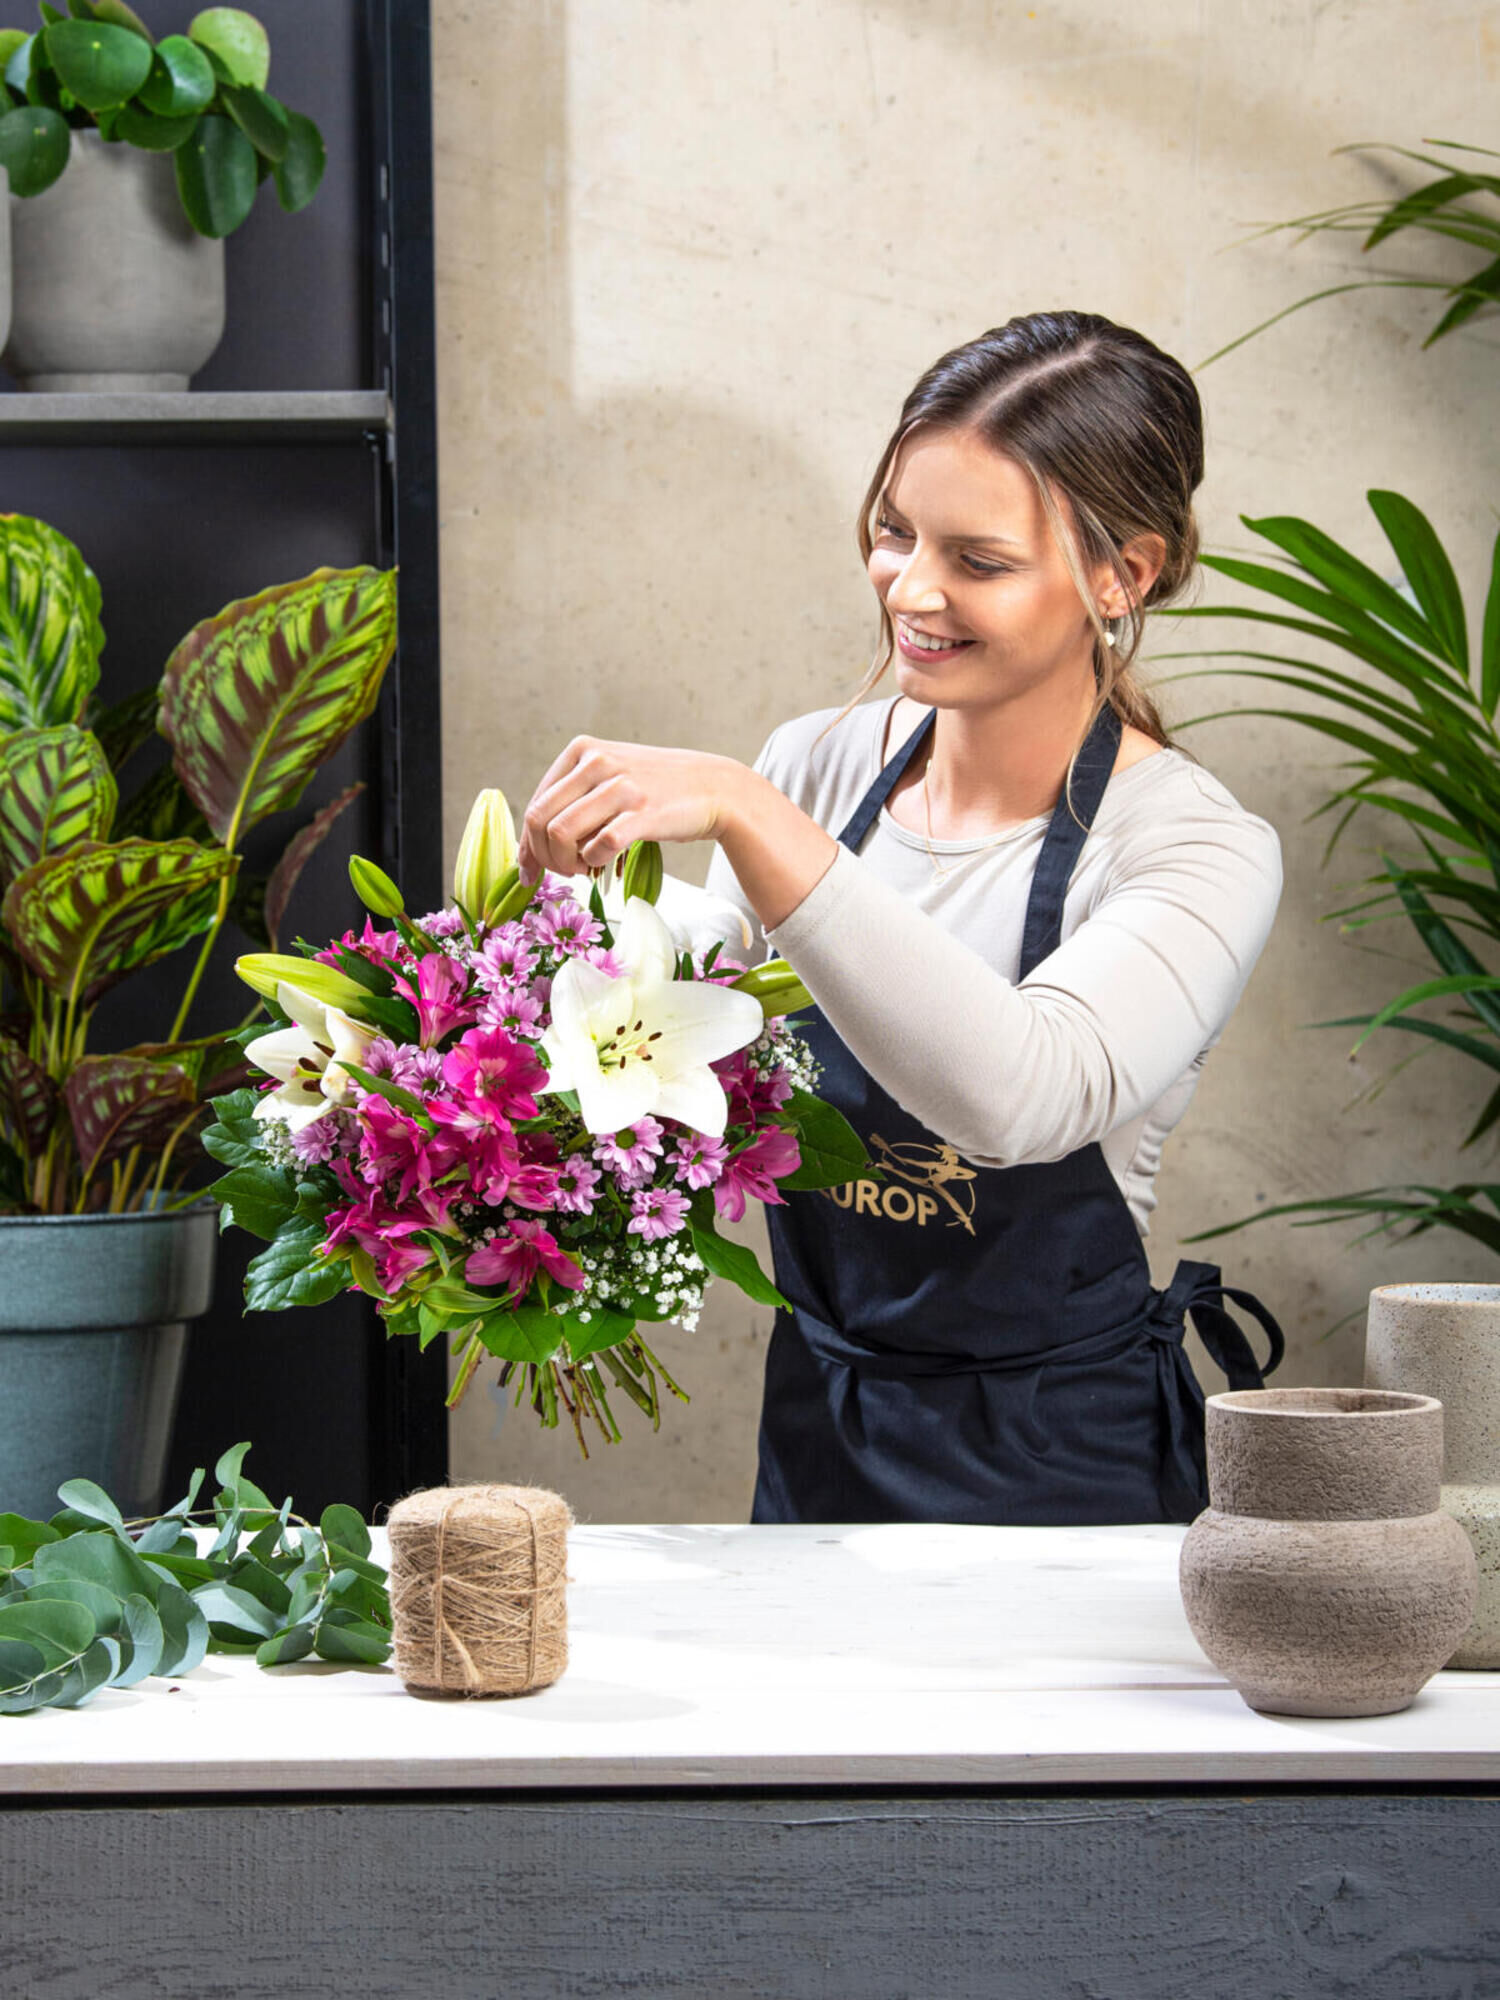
[920,767,1017,882]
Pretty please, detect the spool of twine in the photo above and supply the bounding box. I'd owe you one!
[387,1483,573,1697]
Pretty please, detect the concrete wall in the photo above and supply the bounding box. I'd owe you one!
[432,0,1500,1519]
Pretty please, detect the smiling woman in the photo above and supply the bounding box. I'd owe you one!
[518,311,1285,1528]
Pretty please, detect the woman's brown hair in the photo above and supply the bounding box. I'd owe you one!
[852,311,1204,747]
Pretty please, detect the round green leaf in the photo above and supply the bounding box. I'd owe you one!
[113,100,197,149]
[172,110,256,237]
[4,32,35,94]
[54,1478,125,1530]
[0,101,69,195]
[90,0,154,37]
[137,33,213,117]
[44,19,152,112]
[271,106,322,213]
[221,80,284,159]
[187,7,268,89]
[0,81,13,116]
[0,30,30,79]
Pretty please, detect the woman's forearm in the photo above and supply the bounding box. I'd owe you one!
[714,764,840,932]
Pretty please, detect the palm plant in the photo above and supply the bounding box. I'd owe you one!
[1198,138,1500,366]
[1165,492,1500,1253]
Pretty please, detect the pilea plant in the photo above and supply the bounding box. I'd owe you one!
[0,4,324,237]
[0,511,397,1215]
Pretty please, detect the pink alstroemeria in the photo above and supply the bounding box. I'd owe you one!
[357,1097,457,1205]
[439,1027,547,1123]
[315,917,404,971]
[628,1186,691,1242]
[465,1218,585,1298]
[713,1126,802,1223]
[393,954,475,1046]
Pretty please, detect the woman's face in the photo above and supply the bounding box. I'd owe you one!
[867,426,1121,713]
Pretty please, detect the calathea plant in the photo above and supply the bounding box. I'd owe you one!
[0,511,397,1216]
[0,4,323,237]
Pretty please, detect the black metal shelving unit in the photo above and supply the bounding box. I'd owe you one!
[0,0,448,1512]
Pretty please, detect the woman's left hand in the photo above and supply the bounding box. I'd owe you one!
[517,736,747,881]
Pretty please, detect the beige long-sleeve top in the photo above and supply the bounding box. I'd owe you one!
[704,697,1282,1238]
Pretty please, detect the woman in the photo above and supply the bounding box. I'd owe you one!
[517,311,1284,1525]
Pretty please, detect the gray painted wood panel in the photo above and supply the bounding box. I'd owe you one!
[3,1792,1498,1998]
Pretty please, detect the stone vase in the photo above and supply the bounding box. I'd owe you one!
[1365,1283,1500,1669]
[1179,1388,1477,1717]
[2,129,224,391]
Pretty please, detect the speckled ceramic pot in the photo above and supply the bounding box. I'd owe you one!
[1179,1388,1477,1717]
[1365,1283,1500,1669]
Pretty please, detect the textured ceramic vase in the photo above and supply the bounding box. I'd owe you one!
[3,130,224,390]
[1180,1388,1477,1717]
[1365,1283,1500,1669]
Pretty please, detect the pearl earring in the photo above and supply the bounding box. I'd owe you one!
[1101,614,1118,651]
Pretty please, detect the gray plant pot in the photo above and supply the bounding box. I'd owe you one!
[2,129,225,391]
[0,1204,217,1523]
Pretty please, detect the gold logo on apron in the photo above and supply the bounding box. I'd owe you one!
[821,1133,979,1235]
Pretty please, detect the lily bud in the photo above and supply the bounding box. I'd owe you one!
[235,953,372,1016]
[348,854,405,919]
[621,839,664,906]
[453,787,518,920]
[485,871,540,927]
[731,958,815,1018]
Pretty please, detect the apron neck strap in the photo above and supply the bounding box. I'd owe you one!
[837,700,1124,984]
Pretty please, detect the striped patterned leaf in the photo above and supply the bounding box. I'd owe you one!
[113,760,210,843]
[264,781,364,947]
[0,1033,58,1156]
[0,515,104,730]
[1,837,237,1000]
[159,566,397,843]
[64,1056,197,1179]
[0,727,117,885]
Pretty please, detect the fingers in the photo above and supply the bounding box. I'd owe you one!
[521,739,642,879]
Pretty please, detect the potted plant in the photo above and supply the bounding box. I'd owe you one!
[0,4,326,389]
[0,510,396,1520]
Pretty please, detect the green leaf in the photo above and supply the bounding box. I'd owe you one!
[0,1514,59,1564]
[201,1085,267,1168]
[113,760,211,843]
[64,1055,198,1178]
[53,1478,124,1531]
[320,1504,369,1560]
[243,1215,345,1311]
[172,109,256,237]
[187,7,268,89]
[338,1059,428,1120]
[0,99,69,193]
[1481,527,1500,720]
[1366,490,1469,672]
[0,1596,96,1665]
[313,1608,390,1665]
[208,1159,299,1240]
[136,32,213,116]
[192,1580,279,1641]
[158,566,398,844]
[473,1305,568,1367]
[256,1620,314,1665]
[211,1440,275,1516]
[86,682,159,775]
[689,1223,788,1308]
[0,514,103,730]
[0,1033,59,1157]
[775,1088,869,1191]
[271,106,322,213]
[112,99,196,148]
[43,17,151,109]
[0,726,116,885]
[89,0,153,37]
[221,80,284,159]
[557,1302,638,1365]
[114,1594,164,1685]
[0,30,30,77]
[2,836,237,1002]
[0,1638,52,1710]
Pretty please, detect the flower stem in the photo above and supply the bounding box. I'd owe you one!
[445,1324,486,1408]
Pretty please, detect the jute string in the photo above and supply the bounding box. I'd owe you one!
[387,1483,573,1697]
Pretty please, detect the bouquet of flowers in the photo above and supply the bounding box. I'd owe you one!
[203,791,865,1453]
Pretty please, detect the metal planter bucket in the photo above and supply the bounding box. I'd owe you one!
[2,129,224,391]
[0,1204,217,1522]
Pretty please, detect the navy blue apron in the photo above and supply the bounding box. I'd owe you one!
[754,703,1284,1525]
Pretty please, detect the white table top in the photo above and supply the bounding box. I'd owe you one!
[2,1522,1497,1794]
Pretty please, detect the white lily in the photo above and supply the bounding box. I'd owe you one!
[562,867,753,960]
[245,981,381,1133]
[540,896,763,1136]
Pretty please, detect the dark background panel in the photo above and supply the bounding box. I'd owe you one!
[0,1,446,1517]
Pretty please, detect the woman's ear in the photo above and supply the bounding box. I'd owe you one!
[1097,533,1167,618]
